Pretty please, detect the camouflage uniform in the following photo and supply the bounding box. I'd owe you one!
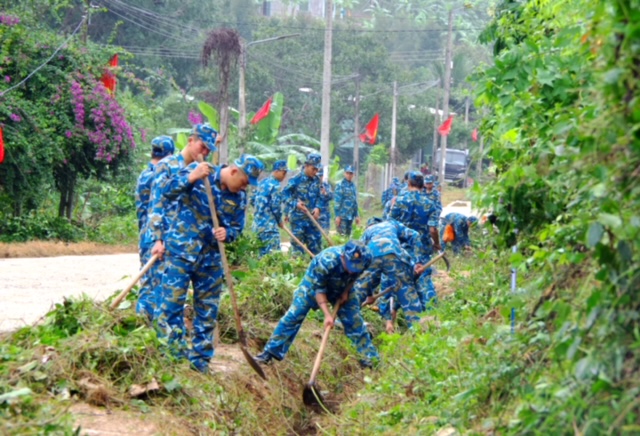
[381,177,401,206]
[135,136,175,321]
[441,212,473,254]
[317,178,333,232]
[390,175,440,309]
[355,220,424,324]
[334,167,359,236]
[155,151,263,373]
[282,154,322,255]
[259,242,379,364]
[251,162,286,257]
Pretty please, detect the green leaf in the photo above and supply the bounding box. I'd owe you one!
[198,102,219,130]
[618,240,633,262]
[287,154,298,171]
[118,300,132,310]
[0,388,32,404]
[586,223,604,247]
[164,379,181,392]
[231,270,248,280]
[598,213,622,229]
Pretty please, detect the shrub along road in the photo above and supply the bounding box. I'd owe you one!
[0,253,138,332]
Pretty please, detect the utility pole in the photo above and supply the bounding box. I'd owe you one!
[438,8,454,186]
[82,0,90,44]
[390,80,398,184]
[320,0,333,177]
[353,75,361,187]
[432,90,440,169]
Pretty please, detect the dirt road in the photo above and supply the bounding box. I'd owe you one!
[0,253,139,332]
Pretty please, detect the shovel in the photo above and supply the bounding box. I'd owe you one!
[360,284,395,308]
[110,254,159,309]
[281,225,315,258]
[199,157,267,381]
[302,301,342,409]
[414,251,450,276]
[301,207,335,246]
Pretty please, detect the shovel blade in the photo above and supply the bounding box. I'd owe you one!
[241,346,268,380]
[303,383,325,407]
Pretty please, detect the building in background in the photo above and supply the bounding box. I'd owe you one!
[259,1,365,19]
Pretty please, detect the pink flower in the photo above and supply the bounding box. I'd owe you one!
[65,131,73,138]
[4,76,10,83]
[188,111,204,125]
[9,113,21,122]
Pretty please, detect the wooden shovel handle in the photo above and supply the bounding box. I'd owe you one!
[281,225,315,258]
[361,284,395,308]
[308,301,342,385]
[302,207,334,246]
[110,254,159,309]
[415,251,447,276]
[198,157,248,346]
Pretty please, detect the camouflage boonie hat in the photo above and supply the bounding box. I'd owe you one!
[408,171,424,188]
[191,123,218,151]
[151,135,175,158]
[272,160,288,171]
[234,154,265,186]
[343,240,372,274]
[305,153,322,169]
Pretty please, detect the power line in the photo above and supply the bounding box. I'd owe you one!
[0,17,87,97]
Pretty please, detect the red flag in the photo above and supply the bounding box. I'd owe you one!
[101,54,118,94]
[472,128,478,142]
[0,127,4,164]
[438,115,454,136]
[251,97,272,124]
[359,113,379,145]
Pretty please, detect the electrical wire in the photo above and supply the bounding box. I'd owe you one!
[0,17,86,97]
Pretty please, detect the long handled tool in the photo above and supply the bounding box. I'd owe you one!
[110,254,159,309]
[199,158,267,380]
[415,251,450,276]
[360,285,395,308]
[302,207,335,246]
[302,301,342,408]
[281,225,315,258]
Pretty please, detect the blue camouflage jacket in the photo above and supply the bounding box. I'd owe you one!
[361,220,423,265]
[300,246,360,303]
[282,171,320,220]
[424,187,443,216]
[251,175,283,233]
[149,154,187,243]
[390,190,439,248]
[334,178,359,220]
[135,162,155,249]
[163,163,246,264]
[381,183,400,206]
[317,180,333,220]
[442,212,471,247]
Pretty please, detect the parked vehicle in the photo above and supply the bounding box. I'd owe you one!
[434,148,470,187]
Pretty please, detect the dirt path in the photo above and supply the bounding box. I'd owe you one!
[0,253,139,332]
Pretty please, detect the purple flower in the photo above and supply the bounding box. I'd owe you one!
[65,130,73,138]
[4,76,10,83]
[0,15,20,27]
[188,111,204,125]
[9,113,21,122]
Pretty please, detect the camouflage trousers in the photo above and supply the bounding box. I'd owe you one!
[155,252,223,372]
[318,212,331,232]
[355,254,421,324]
[416,253,437,309]
[263,286,379,363]
[290,216,322,255]
[136,245,163,323]
[337,218,354,237]
[256,229,281,257]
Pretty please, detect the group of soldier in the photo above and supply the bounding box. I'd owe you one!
[135,123,478,374]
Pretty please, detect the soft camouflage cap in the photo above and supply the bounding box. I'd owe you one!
[343,240,372,274]
[408,171,424,188]
[151,135,175,158]
[191,123,218,151]
[424,175,434,184]
[234,154,265,186]
[366,216,383,227]
[345,165,355,173]
[272,160,288,171]
[391,177,400,185]
[305,152,322,169]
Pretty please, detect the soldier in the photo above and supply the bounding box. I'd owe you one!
[252,160,288,257]
[422,175,443,256]
[441,213,478,254]
[254,240,379,368]
[334,165,360,236]
[154,140,265,373]
[356,218,424,334]
[381,177,401,206]
[282,153,322,255]
[316,167,333,232]
[135,135,175,321]
[390,172,441,309]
